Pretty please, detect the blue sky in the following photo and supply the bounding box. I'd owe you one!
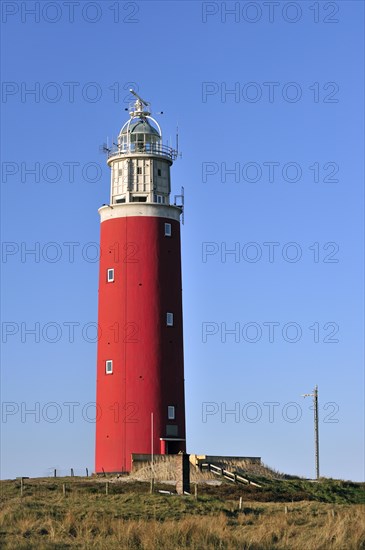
[1,0,364,481]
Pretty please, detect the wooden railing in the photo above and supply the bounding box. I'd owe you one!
[200,463,262,488]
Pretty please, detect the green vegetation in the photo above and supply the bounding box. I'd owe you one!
[0,476,364,549]
[234,476,365,504]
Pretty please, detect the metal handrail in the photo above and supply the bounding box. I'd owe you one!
[201,462,262,488]
[107,143,177,161]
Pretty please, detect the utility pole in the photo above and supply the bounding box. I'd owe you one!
[302,385,320,479]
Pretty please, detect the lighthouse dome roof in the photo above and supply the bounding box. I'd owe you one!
[121,119,160,137]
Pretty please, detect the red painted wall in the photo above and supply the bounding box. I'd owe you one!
[95,214,186,473]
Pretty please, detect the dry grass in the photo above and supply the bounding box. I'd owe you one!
[0,499,364,549]
[0,477,364,549]
[129,457,282,483]
[131,460,216,483]
[218,459,287,479]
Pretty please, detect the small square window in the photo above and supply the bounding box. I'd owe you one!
[158,169,162,176]
[164,223,171,237]
[168,406,175,420]
[166,425,178,436]
[107,268,114,282]
[105,360,113,374]
[166,312,174,326]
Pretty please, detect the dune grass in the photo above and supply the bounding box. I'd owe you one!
[0,476,364,549]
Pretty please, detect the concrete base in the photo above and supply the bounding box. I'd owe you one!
[132,453,190,494]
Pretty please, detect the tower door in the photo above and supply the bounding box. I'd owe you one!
[166,441,183,455]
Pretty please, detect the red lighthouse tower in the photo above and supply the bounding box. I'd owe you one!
[95,91,186,474]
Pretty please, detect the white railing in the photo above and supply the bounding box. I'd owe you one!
[201,463,262,488]
[108,142,177,161]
